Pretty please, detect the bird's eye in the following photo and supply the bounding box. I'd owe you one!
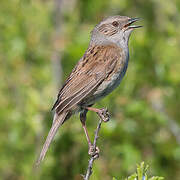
[112,21,119,27]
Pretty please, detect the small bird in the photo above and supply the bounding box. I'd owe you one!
[36,15,142,165]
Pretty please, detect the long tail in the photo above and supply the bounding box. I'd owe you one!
[36,111,68,166]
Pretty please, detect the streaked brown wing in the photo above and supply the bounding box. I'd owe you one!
[52,45,121,114]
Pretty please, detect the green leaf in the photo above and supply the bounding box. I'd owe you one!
[149,177,164,180]
[125,162,164,180]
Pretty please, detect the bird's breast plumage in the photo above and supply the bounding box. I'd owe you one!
[84,47,129,105]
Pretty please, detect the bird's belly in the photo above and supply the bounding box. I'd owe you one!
[86,61,128,105]
[95,70,125,98]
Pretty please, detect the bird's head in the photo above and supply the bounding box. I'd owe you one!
[91,15,142,47]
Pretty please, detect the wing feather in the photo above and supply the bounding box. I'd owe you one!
[52,45,121,114]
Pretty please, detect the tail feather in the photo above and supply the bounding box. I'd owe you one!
[36,111,68,166]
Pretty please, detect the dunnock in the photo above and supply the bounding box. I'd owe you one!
[36,15,141,165]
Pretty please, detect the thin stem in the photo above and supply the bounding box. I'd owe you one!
[84,118,103,180]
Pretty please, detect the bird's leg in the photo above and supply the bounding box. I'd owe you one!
[80,109,99,156]
[80,109,91,148]
[85,107,110,122]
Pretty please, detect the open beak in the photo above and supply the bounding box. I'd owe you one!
[124,17,142,30]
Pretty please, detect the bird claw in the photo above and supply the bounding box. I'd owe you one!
[97,108,110,122]
[88,145,100,158]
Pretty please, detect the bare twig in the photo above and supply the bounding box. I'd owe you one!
[83,118,103,180]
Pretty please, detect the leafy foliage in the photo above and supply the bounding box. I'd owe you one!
[125,162,164,180]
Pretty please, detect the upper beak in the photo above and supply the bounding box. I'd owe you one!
[124,17,142,29]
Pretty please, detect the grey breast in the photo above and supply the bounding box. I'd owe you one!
[89,53,129,105]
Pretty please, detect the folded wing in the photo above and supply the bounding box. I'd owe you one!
[52,45,121,115]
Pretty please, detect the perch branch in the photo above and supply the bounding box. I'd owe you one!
[83,118,103,180]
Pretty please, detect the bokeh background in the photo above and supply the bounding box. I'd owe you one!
[0,0,180,179]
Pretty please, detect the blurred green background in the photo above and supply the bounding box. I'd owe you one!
[0,0,180,179]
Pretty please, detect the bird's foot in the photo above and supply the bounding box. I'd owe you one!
[88,145,100,158]
[97,108,110,122]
